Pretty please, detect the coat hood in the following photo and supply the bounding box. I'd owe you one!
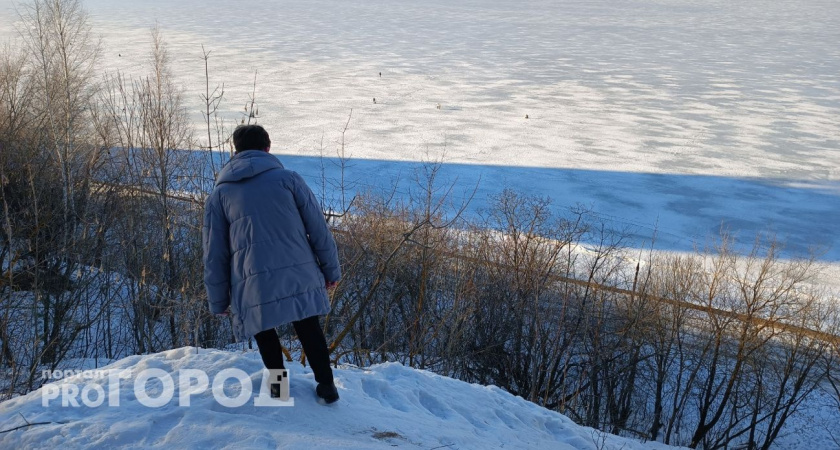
[216,150,284,185]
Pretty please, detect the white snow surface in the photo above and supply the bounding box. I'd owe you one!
[0,347,682,449]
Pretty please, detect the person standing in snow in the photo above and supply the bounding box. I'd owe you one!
[202,124,341,403]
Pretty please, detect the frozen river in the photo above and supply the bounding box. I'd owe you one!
[1,0,838,262]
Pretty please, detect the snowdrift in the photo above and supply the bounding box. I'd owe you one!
[0,347,681,449]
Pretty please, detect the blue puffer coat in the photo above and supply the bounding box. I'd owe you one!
[202,150,341,339]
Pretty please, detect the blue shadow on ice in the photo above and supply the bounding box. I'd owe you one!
[195,151,840,261]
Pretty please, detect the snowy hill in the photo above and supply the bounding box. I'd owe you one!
[0,347,680,449]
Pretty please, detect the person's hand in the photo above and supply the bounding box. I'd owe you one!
[216,309,230,317]
[326,280,339,290]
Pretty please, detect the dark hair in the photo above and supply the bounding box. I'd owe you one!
[232,125,271,153]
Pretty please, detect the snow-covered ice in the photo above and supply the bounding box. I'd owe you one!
[1,0,837,264]
[0,347,683,449]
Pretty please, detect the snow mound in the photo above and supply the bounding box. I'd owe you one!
[0,347,679,449]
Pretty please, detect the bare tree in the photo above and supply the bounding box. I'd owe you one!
[0,0,119,396]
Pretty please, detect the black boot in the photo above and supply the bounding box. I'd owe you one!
[316,381,339,404]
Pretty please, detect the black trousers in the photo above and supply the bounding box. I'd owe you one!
[252,315,334,385]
